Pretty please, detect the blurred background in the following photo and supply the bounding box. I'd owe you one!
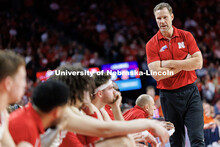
[0,0,219,146]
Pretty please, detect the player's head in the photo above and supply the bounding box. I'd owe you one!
[154,2,174,33]
[113,81,120,92]
[31,80,69,127]
[0,50,26,104]
[136,94,156,118]
[50,64,95,109]
[93,72,114,105]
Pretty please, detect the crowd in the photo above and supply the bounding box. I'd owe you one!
[0,0,219,146]
[0,0,219,101]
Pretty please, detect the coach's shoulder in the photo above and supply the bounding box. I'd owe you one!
[146,33,158,47]
[176,28,193,36]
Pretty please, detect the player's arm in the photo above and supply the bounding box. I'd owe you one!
[2,127,33,147]
[109,90,124,121]
[2,127,17,147]
[148,61,182,81]
[17,142,33,147]
[81,103,104,120]
[111,106,124,121]
[64,107,169,146]
[161,51,203,71]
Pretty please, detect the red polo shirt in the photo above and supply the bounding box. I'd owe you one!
[123,105,148,120]
[104,105,114,120]
[9,103,44,146]
[146,26,200,90]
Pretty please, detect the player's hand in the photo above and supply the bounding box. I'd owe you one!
[149,120,169,146]
[162,121,174,131]
[109,90,122,108]
[145,133,158,147]
[82,102,95,115]
[130,132,145,143]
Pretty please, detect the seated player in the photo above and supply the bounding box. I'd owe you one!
[9,80,70,147]
[103,81,120,120]
[91,73,159,146]
[123,94,156,120]
[123,94,174,146]
[49,65,169,147]
[146,86,163,118]
[0,50,32,147]
[92,72,124,121]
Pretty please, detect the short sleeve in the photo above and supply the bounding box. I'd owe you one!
[186,32,200,55]
[60,132,84,147]
[146,42,160,64]
[9,122,34,145]
[88,112,98,119]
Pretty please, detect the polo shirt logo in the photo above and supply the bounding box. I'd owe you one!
[178,42,185,49]
[159,45,168,52]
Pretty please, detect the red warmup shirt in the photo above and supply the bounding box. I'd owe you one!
[123,105,154,145]
[60,112,99,147]
[59,132,83,147]
[123,105,148,120]
[9,103,44,146]
[146,26,200,90]
[104,104,114,120]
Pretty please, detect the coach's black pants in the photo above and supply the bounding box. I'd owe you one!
[160,83,205,147]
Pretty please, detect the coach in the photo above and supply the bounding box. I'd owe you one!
[146,2,204,147]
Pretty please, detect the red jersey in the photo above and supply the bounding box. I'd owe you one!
[60,112,99,147]
[123,105,148,120]
[104,105,114,120]
[59,132,83,147]
[146,26,200,90]
[9,103,44,146]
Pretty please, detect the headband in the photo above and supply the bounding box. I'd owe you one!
[94,80,112,94]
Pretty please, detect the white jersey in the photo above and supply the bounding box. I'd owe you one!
[41,129,68,147]
[49,130,67,147]
[0,110,7,142]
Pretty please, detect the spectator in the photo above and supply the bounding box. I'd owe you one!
[214,99,220,115]
[203,75,215,102]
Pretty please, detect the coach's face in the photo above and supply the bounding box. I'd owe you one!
[154,7,174,34]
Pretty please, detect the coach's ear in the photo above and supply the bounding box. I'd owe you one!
[171,13,174,21]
